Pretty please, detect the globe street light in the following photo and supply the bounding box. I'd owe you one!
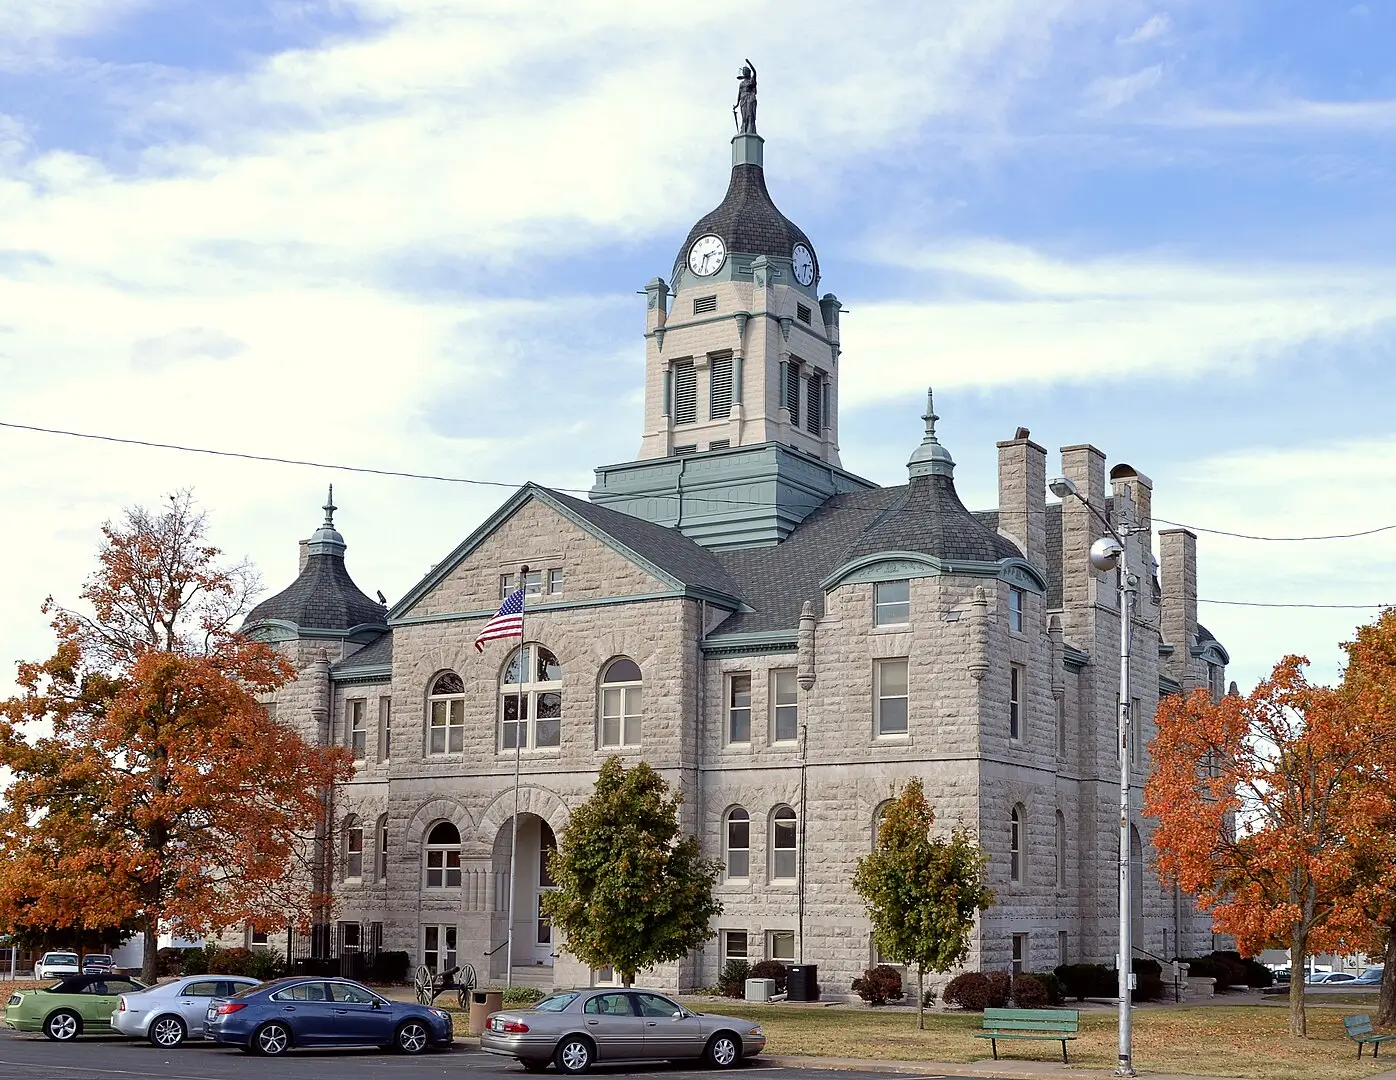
[1049,474,1138,1078]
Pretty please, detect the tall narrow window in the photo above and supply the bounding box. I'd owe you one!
[378,697,391,762]
[709,354,733,419]
[347,699,366,761]
[500,645,563,751]
[1058,930,1069,966]
[343,817,363,881]
[1054,810,1066,888]
[771,807,798,880]
[374,814,389,882]
[806,372,822,434]
[1131,697,1143,768]
[1010,665,1024,741]
[1009,587,1025,633]
[428,672,466,755]
[874,579,910,626]
[599,658,643,748]
[1011,933,1028,975]
[547,569,564,596]
[770,669,798,743]
[785,361,801,427]
[673,360,697,424]
[1010,806,1024,882]
[725,808,750,879]
[1056,696,1066,759]
[424,822,461,889]
[727,673,751,744]
[875,659,909,737]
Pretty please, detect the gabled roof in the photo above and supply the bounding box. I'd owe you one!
[331,630,393,674]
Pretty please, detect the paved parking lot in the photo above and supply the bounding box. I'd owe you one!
[0,1032,966,1080]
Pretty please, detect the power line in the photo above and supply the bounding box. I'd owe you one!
[1153,517,1396,542]
[1194,599,1389,610]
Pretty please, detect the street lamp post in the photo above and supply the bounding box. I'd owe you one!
[1049,474,1138,1079]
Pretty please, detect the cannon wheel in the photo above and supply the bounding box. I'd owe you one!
[455,963,478,1009]
[414,965,433,1006]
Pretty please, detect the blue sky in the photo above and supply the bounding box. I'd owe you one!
[1,0,1393,697]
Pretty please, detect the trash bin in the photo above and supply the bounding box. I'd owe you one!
[787,964,819,1002]
[468,989,505,1036]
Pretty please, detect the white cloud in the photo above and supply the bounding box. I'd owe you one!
[1086,64,1162,111]
[1157,98,1396,130]
[839,239,1396,404]
[0,0,155,51]
[1117,13,1171,45]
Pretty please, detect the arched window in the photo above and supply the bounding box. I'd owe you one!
[424,821,461,889]
[343,816,363,881]
[374,813,389,882]
[600,658,643,748]
[1010,806,1024,883]
[771,807,797,881]
[1130,824,1144,939]
[500,645,562,751]
[1054,810,1066,889]
[725,808,750,879]
[428,672,466,755]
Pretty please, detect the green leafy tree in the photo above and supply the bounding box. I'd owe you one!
[853,779,994,1028]
[542,757,721,986]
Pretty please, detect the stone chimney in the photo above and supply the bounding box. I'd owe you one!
[298,539,310,573]
[996,429,1047,568]
[1159,528,1198,691]
[1058,444,1109,623]
[1109,463,1153,537]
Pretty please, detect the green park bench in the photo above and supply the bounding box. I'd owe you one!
[975,1007,1080,1063]
[1343,1015,1396,1058]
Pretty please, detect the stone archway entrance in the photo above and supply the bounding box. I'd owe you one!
[491,814,558,976]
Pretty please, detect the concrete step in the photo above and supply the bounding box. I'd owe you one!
[507,965,556,988]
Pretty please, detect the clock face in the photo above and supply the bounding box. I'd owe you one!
[791,244,815,287]
[688,234,727,277]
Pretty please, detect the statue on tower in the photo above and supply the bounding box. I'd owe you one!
[734,59,758,134]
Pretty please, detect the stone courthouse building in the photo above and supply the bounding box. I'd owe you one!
[243,112,1231,995]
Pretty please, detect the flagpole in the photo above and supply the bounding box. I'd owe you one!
[505,565,529,990]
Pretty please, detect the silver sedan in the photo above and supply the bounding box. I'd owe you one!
[481,988,765,1074]
[112,976,260,1047]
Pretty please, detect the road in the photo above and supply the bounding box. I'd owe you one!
[0,1032,971,1080]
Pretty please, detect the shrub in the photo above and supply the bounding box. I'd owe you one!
[154,947,193,978]
[365,950,411,985]
[208,947,257,976]
[1239,956,1274,988]
[922,986,937,1008]
[1132,958,1163,1003]
[1053,962,1114,1001]
[1011,973,1049,1008]
[1182,952,1248,991]
[985,970,1012,1008]
[248,948,286,981]
[502,986,545,1006]
[943,972,991,1010]
[750,960,788,994]
[719,959,750,998]
[180,944,214,976]
[851,965,904,1006]
[1025,971,1065,1006]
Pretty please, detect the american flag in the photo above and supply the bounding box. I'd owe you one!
[474,587,525,652]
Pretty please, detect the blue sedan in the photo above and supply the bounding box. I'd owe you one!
[204,977,453,1056]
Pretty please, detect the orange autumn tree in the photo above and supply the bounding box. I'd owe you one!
[0,492,353,983]
[1146,656,1394,1037]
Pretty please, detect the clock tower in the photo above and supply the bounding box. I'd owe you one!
[592,115,875,548]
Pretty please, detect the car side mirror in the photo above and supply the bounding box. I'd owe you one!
[673,1011,685,1020]
[372,1000,382,1009]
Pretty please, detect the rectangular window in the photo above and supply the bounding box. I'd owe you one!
[1012,933,1028,976]
[1009,587,1025,633]
[429,699,465,755]
[501,571,542,598]
[673,360,697,424]
[422,925,457,974]
[805,373,822,434]
[693,295,717,315]
[873,579,910,626]
[727,673,751,744]
[375,817,389,881]
[767,930,796,962]
[709,353,733,419]
[796,303,812,324]
[547,568,564,595]
[1010,665,1024,741]
[249,929,269,950]
[339,921,362,951]
[722,930,748,961]
[709,439,730,451]
[674,444,697,455]
[344,824,363,880]
[347,700,367,761]
[771,811,798,881]
[600,686,642,748]
[770,669,798,743]
[371,922,384,953]
[785,362,800,427]
[726,813,749,879]
[1058,930,1069,967]
[875,659,909,737]
[378,697,391,761]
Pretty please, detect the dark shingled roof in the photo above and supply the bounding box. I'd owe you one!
[544,488,745,602]
[244,553,387,632]
[672,160,816,283]
[332,630,393,673]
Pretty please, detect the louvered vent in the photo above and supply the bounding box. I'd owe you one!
[806,373,822,434]
[785,362,801,427]
[673,361,697,424]
[709,354,733,419]
[797,303,812,324]
[694,295,718,315]
[709,439,731,451]
[674,444,697,455]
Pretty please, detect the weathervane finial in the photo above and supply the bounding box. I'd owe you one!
[323,484,336,527]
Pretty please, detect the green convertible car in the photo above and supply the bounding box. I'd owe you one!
[5,974,147,1040]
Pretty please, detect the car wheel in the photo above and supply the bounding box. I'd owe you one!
[149,1015,187,1048]
[705,1032,741,1068]
[44,1010,81,1042]
[554,1035,594,1075]
[396,1021,430,1054]
[254,1022,292,1057]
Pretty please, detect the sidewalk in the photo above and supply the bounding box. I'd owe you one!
[761,1054,1396,1080]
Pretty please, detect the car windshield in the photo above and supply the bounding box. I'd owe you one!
[1361,969,1384,979]
[533,992,581,1012]
[47,954,78,965]
[85,955,112,963]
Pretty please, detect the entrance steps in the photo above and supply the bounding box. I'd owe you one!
[507,965,555,989]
